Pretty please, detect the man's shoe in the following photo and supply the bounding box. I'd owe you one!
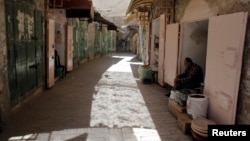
[164,92,171,97]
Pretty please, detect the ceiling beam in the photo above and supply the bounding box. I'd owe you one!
[49,0,92,9]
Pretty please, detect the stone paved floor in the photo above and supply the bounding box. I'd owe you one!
[0,53,193,141]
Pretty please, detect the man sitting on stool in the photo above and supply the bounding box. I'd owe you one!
[165,57,203,96]
[55,50,66,79]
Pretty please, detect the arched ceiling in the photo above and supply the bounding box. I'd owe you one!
[126,0,154,14]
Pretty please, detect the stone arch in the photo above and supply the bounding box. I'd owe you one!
[181,0,216,22]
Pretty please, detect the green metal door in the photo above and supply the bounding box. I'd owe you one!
[108,31,112,53]
[83,22,88,59]
[82,28,87,59]
[15,41,28,96]
[73,27,79,67]
[78,22,85,61]
[75,20,88,62]
[13,4,29,97]
[102,29,108,55]
[34,10,43,86]
[5,0,44,105]
[80,30,85,60]
[94,28,101,56]
[25,6,37,92]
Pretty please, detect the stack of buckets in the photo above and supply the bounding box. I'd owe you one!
[191,118,216,140]
[186,94,216,140]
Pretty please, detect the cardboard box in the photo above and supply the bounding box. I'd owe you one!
[168,99,186,119]
[177,113,192,134]
[168,102,180,119]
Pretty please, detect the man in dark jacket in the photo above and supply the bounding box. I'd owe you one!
[173,57,204,90]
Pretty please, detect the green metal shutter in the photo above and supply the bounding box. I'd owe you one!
[34,10,43,86]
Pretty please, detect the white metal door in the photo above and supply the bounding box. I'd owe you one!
[46,19,55,88]
[158,14,166,86]
[204,12,248,124]
[66,25,73,71]
[164,23,179,86]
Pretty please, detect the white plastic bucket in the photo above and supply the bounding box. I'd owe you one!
[187,94,208,119]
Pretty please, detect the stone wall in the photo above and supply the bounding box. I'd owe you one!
[175,0,250,124]
[138,24,150,65]
[0,0,10,122]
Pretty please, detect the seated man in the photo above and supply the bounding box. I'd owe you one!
[174,57,204,90]
[55,50,66,79]
[165,57,203,96]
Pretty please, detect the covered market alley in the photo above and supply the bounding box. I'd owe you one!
[0,53,192,141]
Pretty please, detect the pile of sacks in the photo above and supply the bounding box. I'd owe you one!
[169,89,192,106]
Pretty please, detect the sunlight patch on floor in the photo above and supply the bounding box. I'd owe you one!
[90,55,156,129]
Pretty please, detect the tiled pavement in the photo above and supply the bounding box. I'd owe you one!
[0,53,193,141]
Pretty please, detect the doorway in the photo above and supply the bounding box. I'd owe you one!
[55,23,66,66]
[179,19,208,77]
